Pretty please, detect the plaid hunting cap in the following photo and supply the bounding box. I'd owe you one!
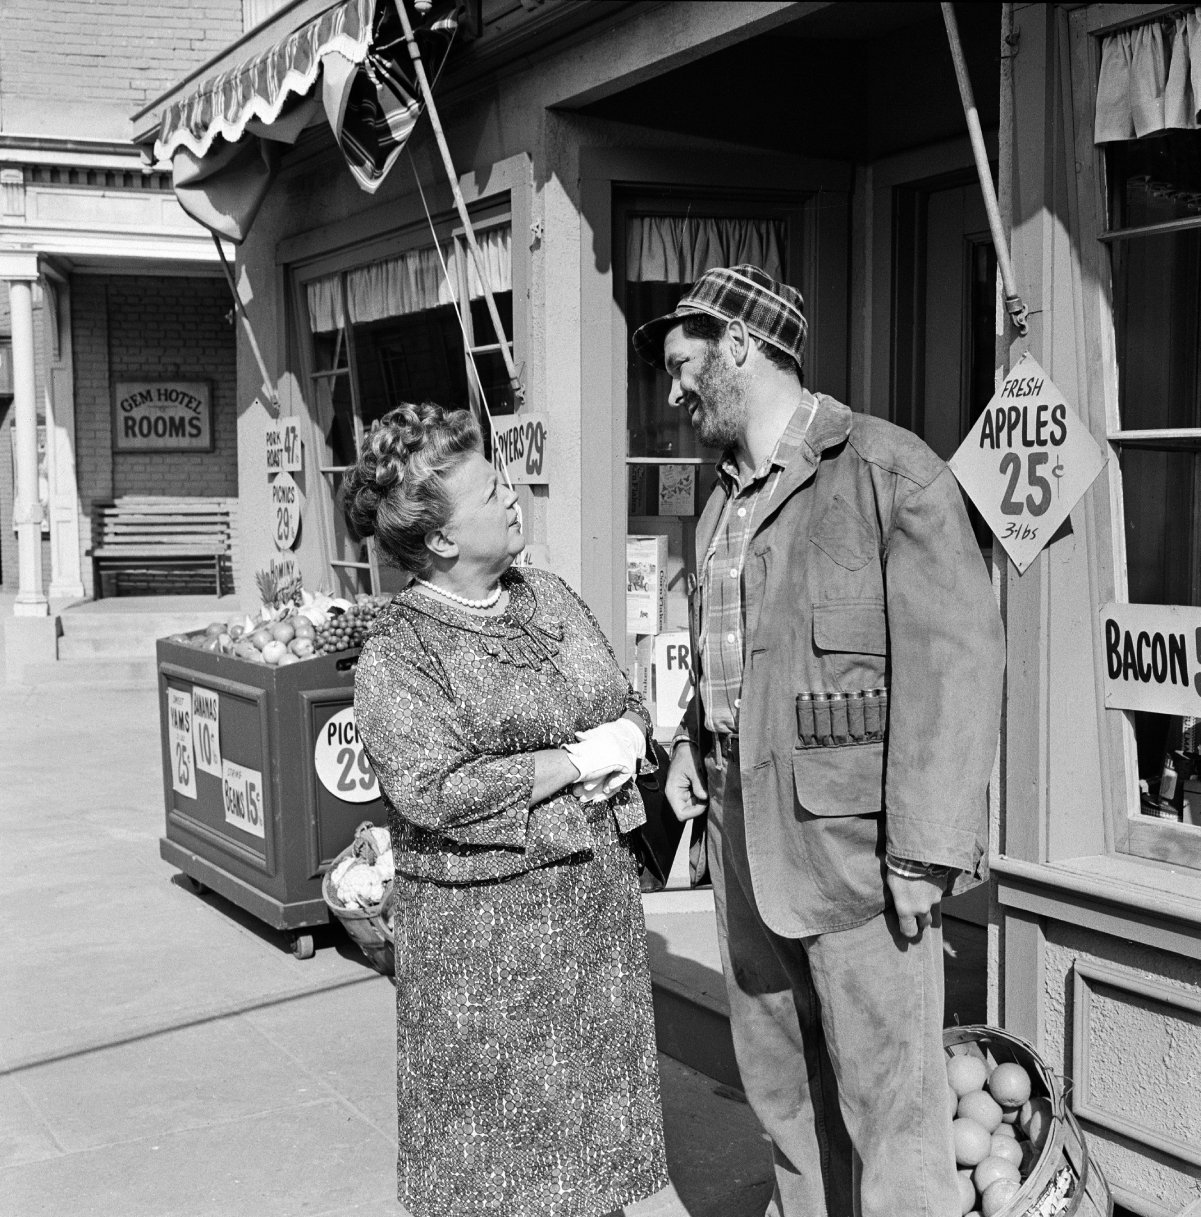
[631,264,807,369]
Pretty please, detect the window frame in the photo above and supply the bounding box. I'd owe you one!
[1070,3,1201,869]
[287,195,515,597]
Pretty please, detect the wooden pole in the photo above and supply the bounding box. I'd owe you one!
[942,1,1029,336]
[395,0,524,403]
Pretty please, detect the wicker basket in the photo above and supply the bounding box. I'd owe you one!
[944,1025,1112,1217]
[321,824,396,976]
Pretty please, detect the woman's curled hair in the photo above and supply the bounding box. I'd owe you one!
[340,402,481,577]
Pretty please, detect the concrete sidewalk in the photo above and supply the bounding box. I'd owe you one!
[0,676,773,1217]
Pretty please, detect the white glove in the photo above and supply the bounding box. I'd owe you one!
[563,717,646,801]
[572,771,633,804]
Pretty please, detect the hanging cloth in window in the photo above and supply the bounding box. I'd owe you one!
[1095,7,1201,142]
[157,0,459,241]
[306,225,512,333]
[626,217,786,284]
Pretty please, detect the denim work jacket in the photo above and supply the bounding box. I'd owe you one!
[683,394,1006,938]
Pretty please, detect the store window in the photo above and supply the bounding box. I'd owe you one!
[1095,9,1201,848]
[297,211,513,597]
[617,194,809,672]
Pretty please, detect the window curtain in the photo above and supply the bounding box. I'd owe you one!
[1095,7,1201,142]
[626,216,786,284]
[306,224,511,333]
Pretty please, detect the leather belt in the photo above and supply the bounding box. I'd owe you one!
[715,733,739,760]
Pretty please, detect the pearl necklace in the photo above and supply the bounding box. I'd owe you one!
[412,576,502,609]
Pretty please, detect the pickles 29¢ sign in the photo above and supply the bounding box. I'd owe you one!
[949,354,1106,574]
[114,382,212,451]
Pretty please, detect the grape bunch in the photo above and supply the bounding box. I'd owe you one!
[314,597,390,655]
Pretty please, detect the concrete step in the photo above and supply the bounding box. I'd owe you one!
[21,657,158,688]
[58,606,237,659]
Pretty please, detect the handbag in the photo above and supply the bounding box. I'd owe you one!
[631,738,710,892]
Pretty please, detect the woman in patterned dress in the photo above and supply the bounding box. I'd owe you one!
[344,402,687,1217]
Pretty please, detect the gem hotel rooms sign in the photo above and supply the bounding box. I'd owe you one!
[113,382,212,452]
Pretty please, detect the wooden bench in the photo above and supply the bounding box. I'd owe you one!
[90,497,232,598]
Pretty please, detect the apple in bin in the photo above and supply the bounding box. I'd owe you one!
[289,636,315,659]
[248,627,273,650]
[270,620,295,644]
[261,640,288,665]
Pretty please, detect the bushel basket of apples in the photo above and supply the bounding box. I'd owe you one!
[944,1025,1112,1217]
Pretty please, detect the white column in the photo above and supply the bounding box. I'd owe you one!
[2,250,48,617]
[43,276,85,599]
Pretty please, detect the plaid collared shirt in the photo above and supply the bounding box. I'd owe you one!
[698,400,817,737]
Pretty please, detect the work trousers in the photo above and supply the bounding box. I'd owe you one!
[705,747,959,1217]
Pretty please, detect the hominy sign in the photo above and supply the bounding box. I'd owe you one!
[114,382,212,452]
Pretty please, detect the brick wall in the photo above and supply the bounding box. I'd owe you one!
[0,1,244,137]
[72,274,239,596]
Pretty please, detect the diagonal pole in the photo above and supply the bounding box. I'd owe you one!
[394,0,524,404]
[942,2,1029,337]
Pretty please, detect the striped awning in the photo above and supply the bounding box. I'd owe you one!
[156,0,458,241]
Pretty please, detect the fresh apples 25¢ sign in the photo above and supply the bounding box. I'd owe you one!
[950,354,1106,574]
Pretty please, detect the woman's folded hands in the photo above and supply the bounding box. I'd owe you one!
[564,717,647,803]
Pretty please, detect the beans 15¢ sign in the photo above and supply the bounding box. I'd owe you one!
[114,382,212,452]
[949,354,1106,574]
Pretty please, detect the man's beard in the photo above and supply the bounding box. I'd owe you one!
[680,344,745,450]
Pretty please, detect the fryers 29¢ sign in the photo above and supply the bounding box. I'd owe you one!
[491,413,549,486]
[114,382,212,452]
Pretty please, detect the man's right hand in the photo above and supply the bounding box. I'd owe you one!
[665,741,709,822]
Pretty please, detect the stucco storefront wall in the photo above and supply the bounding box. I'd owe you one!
[1042,926,1201,1216]
[71,274,238,596]
[227,1,839,621]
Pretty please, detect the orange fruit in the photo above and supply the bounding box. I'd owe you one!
[952,1117,993,1167]
[1019,1096,1053,1150]
[956,1170,977,1215]
[973,1155,1021,1194]
[958,1089,1004,1132]
[987,1062,1032,1109]
[981,1177,1020,1216]
[992,1122,1017,1139]
[990,1134,1023,1167]
[948,1084,960,1119]
[1000,1107,1020,1124]
[948,1053,989,1096]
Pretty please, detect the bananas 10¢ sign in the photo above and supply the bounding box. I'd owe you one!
[950,353,1106,574]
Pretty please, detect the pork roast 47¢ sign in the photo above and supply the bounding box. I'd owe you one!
[949,354,1106,574]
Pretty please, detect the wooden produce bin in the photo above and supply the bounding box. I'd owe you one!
[156,638,384,958]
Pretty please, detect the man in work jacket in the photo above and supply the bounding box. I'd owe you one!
[633,264,1005,1217]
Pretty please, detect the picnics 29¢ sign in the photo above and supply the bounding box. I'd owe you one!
[1101,603,1201,718]
[114,382,212,452]
[949,354,1106,574]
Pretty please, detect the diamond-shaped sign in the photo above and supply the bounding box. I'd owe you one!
[949,353,1107,574]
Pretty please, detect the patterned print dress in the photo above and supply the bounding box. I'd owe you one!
[354,566,669,1217]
